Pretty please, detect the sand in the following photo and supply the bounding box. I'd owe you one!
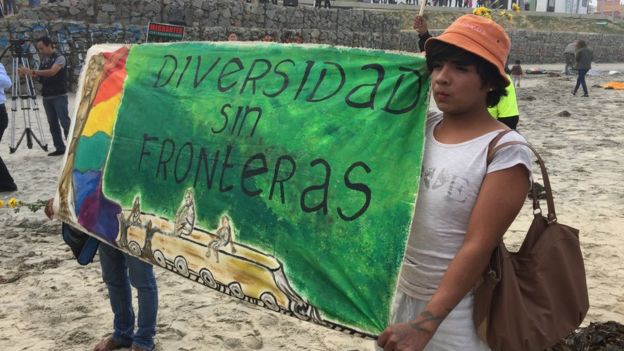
[1,63,623,351]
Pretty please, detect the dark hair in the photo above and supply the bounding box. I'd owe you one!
[36,36,54,47]
[426,41,508,107]
[515,60,521,64]
[576,40,586,48]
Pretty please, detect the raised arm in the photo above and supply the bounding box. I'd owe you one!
[414,16,432,52]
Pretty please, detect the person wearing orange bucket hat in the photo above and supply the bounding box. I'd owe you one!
[377,15,533,351]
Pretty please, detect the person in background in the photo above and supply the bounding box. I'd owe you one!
[19,36,71,156]
[573,40,592,97]
[0,62,11,143]
[488,73,520,130]
[563,39,578,75]
[227,32,238,41]
[282,31,303,44]
[315,0,330,8]
[293,32,303,44]
[378,14,531,350]
[4,0,15,16]
[510,60,523,88]
[0,61,17,193]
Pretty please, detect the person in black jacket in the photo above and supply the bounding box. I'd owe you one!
[573,40,593,97]
[0,62,17,192]
[20,36,71,156]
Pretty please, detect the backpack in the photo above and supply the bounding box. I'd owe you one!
[62,223,100,265]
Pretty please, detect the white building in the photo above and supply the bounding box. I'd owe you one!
[360,0,590,14]
[526,0,590,14]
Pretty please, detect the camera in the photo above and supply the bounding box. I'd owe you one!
[9,39,27,46]
[8,39,31,57]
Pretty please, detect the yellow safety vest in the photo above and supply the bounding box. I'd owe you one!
[488,75,519,119]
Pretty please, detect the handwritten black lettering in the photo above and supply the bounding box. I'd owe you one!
[156,139,176,180]
[300,158,331,214]
[241,153,269,196]
[218,58,244,93]
[338,161,372,222]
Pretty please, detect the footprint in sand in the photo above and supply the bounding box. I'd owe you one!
[257,313,279,328]
[158,326,187,340]
[223,337,243,349]
[62,328,94,345]
[242,333,263,350]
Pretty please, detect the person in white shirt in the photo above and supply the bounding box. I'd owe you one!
[377,15,532,351]
[0,62,17,193]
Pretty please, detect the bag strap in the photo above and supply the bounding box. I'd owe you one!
[486,131,557,223]
[486,130,514,162]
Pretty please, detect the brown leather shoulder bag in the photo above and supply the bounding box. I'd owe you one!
[473,133,589,351]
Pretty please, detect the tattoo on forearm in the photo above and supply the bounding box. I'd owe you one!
[408,310,449,334]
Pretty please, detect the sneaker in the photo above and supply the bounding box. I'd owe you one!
[48,149,65,156]
[582,94,589,97]
[92,336,130,351]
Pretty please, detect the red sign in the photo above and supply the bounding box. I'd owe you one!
[146,22,185,43]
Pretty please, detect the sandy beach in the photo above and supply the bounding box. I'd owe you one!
[1,63,623,351]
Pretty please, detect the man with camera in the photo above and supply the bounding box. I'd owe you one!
[19,36,70,156]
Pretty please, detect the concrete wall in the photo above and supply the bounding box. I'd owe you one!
[424,28,622,65]
[508,29,622,64]
[1,0,622,90]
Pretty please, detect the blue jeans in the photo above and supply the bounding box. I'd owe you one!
[574,69,589,96]
[99,243,158,350]
[42,95,70,152]
[4,0,15,15]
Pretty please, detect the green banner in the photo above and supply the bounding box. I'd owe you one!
[61,42,429,336]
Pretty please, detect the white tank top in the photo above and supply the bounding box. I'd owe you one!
[398,112,532,300]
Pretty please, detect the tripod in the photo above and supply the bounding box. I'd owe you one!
[2,40,48,153]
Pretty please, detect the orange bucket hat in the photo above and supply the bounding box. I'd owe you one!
[424,14,511,85]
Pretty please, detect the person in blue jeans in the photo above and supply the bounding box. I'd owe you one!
[573,40,592,97]
[4,0,16,15]
[93,243,158,351]
[20,36,71,156]
[44,199,158,351]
